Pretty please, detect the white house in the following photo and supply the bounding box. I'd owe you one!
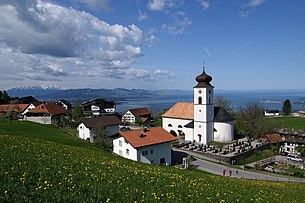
[113,127,176,165]
[122,107,151,125]
[264,109,280,117]
[78,115,123,142]
[82,99,116,116]
[162,67,235,145]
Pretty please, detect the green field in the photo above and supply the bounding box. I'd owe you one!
[1,118,305,202]
[270,116,305,130]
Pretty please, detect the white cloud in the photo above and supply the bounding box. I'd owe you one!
[147,0,183,12]
[198,0,209,10]
[240,0,267,17]
[0,0,154,89]
[245,0,266,8]
[137,10,147,21]
[162,11,192,35]
[155,69,177,78]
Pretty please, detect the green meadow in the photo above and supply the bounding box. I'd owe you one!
[1,118,305,202]
[271,116,305,130]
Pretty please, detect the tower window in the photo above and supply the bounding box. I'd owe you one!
[178,125,182,128]
[208,97,211,104]
[168,124,172,127]
[198,96,202,104]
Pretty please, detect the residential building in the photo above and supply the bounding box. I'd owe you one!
[264,109,280,117]
[55,99,72,111]
[82,99,116,116]
[78,115,123,143]
[24,102,67,124]
[0,103,36,118]
[162,67,235,144]
[122,107,151,125]
[113,127,176,165]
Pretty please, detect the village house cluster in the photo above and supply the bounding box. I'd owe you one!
[1,67,305,168]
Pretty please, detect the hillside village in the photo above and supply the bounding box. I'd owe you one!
[1,68,305,177]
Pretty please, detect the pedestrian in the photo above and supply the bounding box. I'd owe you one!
[229,169,232,177]
[236,170,239,175]
[223,169,226,176]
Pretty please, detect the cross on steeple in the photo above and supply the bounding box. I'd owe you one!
[202,60,205,72]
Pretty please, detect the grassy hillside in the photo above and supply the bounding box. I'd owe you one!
[1,119,305,202]
[271,116,305,130]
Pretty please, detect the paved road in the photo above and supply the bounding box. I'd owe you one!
[173,148,305,183]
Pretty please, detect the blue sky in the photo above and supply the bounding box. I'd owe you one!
[0,0,305,91]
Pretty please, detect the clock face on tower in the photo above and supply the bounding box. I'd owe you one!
[198,90,202,94]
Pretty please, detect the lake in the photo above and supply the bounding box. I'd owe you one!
[116,90,305,114]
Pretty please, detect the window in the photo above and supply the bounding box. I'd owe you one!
[208,97,211,104]
[142,151,148,156]
[168,124,172,127]
[160,158,165,164]
[119,150,122,156]
[126,149,129,155]
[199,125,201,128]
[119,140,122,147]
[178,125,182,128]
[198,96,202,104]
[198,134,202,142]
[150,149,154,154]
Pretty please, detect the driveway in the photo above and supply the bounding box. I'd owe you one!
[172,148,305,183]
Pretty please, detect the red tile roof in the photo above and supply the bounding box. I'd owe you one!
[264,133,283,144]
[0,104,29,113]
[119,127,177,148]
[161,102,194,120]
[129,107,151,117]
[27,103,67,116]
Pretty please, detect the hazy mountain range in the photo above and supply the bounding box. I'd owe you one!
[7,86,192,104]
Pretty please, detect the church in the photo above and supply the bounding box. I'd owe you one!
[162,67,234,145]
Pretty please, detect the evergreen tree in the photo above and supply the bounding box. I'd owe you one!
[282,99,292,115]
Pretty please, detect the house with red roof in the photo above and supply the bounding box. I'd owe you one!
[0,103,36,118]
[78,115,123,143]
[122,107,151,125]
[24,102,67,124]
[113,127,176,165]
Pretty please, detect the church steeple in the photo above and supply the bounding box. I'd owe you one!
[194,66,213,88]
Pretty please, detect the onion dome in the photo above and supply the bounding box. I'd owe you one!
[194,67,213,88]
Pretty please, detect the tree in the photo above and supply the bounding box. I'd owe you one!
[282,99,292,115]
[296,146,305,157]
[234,103,276,139]
[92,125,112,150]
[214,96,233,112]
[72,103,84,124]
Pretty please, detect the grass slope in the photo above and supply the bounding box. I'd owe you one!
[1,119,305,202]
[271,116,305,130]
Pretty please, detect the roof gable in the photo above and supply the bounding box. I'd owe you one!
[28,103,67,115]
[119,127,176,148]
[81,115,123,128]
[0,104,29,113]
[162,102,194,120]
[129,107,151,117]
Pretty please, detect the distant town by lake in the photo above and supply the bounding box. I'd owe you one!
[116,90,305,114]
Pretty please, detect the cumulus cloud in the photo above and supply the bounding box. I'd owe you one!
[198,0,210,10]
[0,0,155,88]
[162,11,192,35]
[155,69,177,78]
[147,0,183,12]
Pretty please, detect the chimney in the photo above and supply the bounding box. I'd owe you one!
[144,127,148,132]
[140,132,146,138]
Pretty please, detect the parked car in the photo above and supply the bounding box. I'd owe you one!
[287,154,304,162]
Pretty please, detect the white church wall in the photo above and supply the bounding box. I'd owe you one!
[214,121,234,142]
[162,117,192,137]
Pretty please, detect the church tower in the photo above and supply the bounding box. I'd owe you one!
[193,67,214,144]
